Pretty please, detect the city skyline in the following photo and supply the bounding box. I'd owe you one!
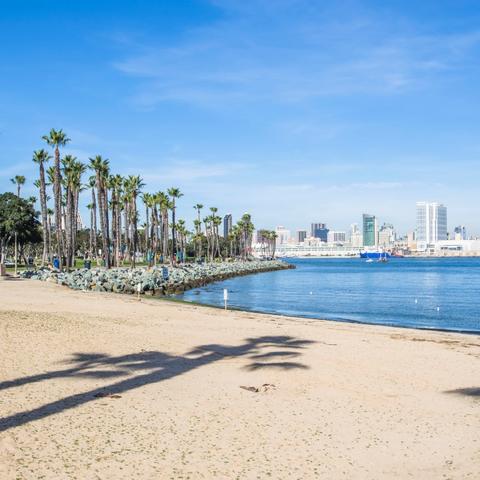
[1,1,480,233]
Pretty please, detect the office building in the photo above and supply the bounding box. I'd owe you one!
[416,202,447,247]
[275,226,291,245]
[327,231,346,244]
[362,214,378,247]
[349,223,363,248]
[296,230,307,243]
[454,225,467,241]
[378,223,396,248]
[223,214,232,238]
[311,223,329,242]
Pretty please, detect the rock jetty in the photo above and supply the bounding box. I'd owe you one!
[20,260,293,296]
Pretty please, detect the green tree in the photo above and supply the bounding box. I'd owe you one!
[33,149,51,264]
[167,188,183,263]
[0,192,41,265]
[10,175,26,197]
[42,128,70,268]
[89,156,110,268]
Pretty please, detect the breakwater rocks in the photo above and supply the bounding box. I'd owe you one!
[20,260,294,296]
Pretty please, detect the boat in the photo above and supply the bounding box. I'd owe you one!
[377,251,388,263]
[365,258,374,263]
[359,251,392,260]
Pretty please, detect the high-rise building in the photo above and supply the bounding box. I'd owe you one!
[296,230,307,243]
[407,231,416,250]
[275,226,291,245]
[327,231,346,244]
[311,223,329,242]
[223,214,232,238]
[378,223,396,248]
[349,223,363,247]
[362,214,378,247]
[416,202,447,246]
[454,225,467,241]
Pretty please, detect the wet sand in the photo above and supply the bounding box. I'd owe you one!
[0,279,479,479]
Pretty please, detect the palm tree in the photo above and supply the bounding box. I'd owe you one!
[109,174,124,267]
[89,156,110,268]
[62,156,85,267]
[142,192,155,266]
[176,219,189,263]
[193,203,203,259]
[167,187,183,264]
[9,175,26,273]
[86,176,98,262]
[10,175,26,197]
[156,192,170,263]
[33,150,51,264]
[42,129,70,269]
[123,175,144,267]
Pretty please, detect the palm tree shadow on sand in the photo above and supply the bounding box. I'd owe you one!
[0,335,314,432]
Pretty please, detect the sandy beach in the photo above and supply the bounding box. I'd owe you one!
[0,279,478,479]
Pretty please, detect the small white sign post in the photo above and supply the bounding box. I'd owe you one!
[223,288,228,310]
[137,283,142,301]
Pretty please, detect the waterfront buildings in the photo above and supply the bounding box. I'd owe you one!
[454,225,467,241]
[311,223,329,242]
[407,231,417,250]
[349,224,363,248]
[275,226,291,245]
[296,230,307,243]
[327,231,346,244]
[223,214,232,238]
[378,223,396,248]
[416,202,447,250]
[362,214,378,247]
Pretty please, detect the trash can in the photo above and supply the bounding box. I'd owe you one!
[84,260,91,270]
[162,267,169,281]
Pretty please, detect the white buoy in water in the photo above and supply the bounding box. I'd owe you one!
[436,306,440,312]
[309,291,313,295]
[414,298,418,304]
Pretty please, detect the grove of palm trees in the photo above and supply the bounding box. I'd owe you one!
[1,129,260,271]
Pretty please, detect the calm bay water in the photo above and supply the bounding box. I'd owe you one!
[178,257,480,333]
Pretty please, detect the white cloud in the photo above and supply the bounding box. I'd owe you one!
[111,2,480,109]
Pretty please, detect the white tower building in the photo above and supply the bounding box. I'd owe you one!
[416,202,447,249]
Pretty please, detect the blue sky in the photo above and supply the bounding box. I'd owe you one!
[1,0,479,235]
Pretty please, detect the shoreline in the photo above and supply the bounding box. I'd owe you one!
[167,294,480,336]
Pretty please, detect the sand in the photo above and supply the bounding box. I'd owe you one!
[0,278,478,479]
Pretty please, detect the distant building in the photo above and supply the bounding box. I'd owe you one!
[362,214,378,247]
[454,225,467,241]
[349,223,363,248]
[378,223,395,248]
[296,230,307,243]
[311,223,329,242]
[416,202,447,249]
[407,231,416,250]
[327,231,346,244]
[223,214,232,238]
[275,226,291,246]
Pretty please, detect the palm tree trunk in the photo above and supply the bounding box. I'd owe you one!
[102,185,110,268]
[53,146,63,268]
[117,202,122,265]
[91,188,98,262]
[39,163,49,265]
[171,201,176,264]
